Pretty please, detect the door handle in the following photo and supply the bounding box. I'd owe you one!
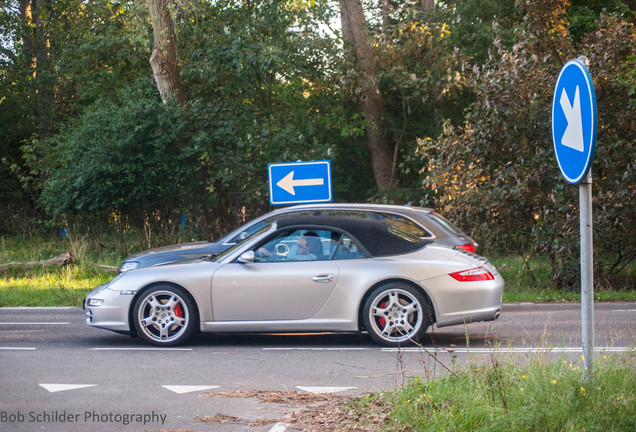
[312,274,335,283]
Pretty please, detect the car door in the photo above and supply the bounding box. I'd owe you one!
[210,229,340,321]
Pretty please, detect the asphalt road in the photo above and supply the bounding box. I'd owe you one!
[1,303,635,431]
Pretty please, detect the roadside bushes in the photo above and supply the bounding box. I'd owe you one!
[420,4,635,289]
[38,85,201,246]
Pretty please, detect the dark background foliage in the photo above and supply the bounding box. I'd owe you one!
[1,0,634,288]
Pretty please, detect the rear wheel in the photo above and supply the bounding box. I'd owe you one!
[133,285,197,346]
[362,282,430,346]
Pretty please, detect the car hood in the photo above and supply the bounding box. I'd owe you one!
[112,258,220,287]
[127,241,216,259]
[119,240,231,272]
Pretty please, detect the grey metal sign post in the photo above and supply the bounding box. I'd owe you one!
[579,170,594,379]
[552,57,597,380]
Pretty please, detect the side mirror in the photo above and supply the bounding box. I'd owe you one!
[238,251,255,263]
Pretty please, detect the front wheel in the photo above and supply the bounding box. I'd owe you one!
[132,285,197,346]
[362,283,431,346]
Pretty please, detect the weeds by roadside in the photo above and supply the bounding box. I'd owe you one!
[380,351,635,431]
[191,352,635,432]
[282,351,636,431]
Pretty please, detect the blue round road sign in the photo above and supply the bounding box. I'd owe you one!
[551,59,597,184]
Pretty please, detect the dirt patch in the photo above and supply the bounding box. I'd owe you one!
[200,390,395,431]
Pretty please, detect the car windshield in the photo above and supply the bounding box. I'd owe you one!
[224,212,315,244]
[213,224,272,262]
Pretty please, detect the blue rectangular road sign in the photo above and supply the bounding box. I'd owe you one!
[268,160,332,205]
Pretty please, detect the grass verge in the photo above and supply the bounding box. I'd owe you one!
[491,255,636,302]
[325,352,636,431]
[0,266,112,307]
[0,234,120,307]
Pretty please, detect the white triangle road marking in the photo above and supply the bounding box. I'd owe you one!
[269,422,291,432]
[296,386,356,394]
[161,385,220,394]
[39,384,96,393]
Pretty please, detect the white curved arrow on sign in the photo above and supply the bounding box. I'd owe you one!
[559,86,584,152]
[276,171,324,196]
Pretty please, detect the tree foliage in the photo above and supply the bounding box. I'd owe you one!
[0,0,634,289]
[421,0,635,288]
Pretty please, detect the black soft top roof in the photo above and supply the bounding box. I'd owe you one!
[275,216,431,257]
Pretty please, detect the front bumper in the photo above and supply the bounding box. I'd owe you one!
[84,285,135,333]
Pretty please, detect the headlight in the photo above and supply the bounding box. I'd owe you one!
[119,261,139,272]
[86,298,104,307]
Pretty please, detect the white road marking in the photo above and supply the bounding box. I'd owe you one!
[263,347,368,351]
[39,384,96,393]
[269,422,290,432]
[90,347,193,351]
[296,386,357,394]
[0,347,37,351]
[381,347,633,353]
[0,322,69,325]
[161,385,220,394]
[0,347,37,350]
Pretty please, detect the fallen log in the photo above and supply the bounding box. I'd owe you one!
[0,252,74,270]
[98,264,119,273]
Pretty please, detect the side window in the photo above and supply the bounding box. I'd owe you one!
[332,235,366,260]
[371,212,432,239]
[254,229,338,262]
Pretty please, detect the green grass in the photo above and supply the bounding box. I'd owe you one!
[1,235,634,307]
[492,255,636,302]
[0,234,121,307]
[345,353,636,431]
[0,266,112,307]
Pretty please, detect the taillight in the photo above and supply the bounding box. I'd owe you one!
[449,267,494,282]
[455,244,475,253]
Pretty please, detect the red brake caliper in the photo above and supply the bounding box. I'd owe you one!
[174,304,184,318]
[378,302,387,328]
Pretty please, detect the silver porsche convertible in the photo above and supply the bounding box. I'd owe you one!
[84,216,503,347]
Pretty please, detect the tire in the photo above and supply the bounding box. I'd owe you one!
[132,285,197,346]
[362,282,431,347]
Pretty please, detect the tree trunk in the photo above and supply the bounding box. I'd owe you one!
[20,0,53,141]
[421,0,434,10]
[340,0,394,191]
[146,0,186,105]
[381,0,391,36]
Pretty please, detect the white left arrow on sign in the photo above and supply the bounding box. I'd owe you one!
[276,171,324,196]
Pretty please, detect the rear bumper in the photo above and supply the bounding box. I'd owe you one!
[430,272,504,328]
